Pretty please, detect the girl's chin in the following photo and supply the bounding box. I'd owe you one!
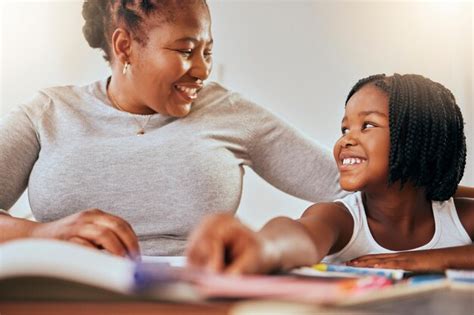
[340,180,362,192]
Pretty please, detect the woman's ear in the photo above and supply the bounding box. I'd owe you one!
[111,28,132,65]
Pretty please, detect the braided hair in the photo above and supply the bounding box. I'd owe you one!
[82,0,208,62]
[345,74,466,201]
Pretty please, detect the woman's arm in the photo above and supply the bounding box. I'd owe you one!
[0,104,40,211]
[0,100,140,259]
[234,96,346,203]
[186,202,353,274]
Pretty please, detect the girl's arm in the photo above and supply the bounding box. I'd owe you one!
[455,185,474,198]
[347,197,474,271]
[186,202,353,274]
[346,245,474,271]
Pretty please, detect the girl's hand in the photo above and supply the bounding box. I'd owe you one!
[348,246,474,271]
[30,208,141,260]
[347,250,449,272]
[186,213,279,274]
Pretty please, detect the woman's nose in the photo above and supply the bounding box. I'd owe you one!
[189,54,212,81]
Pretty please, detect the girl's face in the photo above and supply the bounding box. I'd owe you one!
[333,84,391,192]
[128,3,213,117]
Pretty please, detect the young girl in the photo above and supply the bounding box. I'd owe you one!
[186,74,474,274]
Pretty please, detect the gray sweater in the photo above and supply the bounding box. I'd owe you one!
[0,79,344,255]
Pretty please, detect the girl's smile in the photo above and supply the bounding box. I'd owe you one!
[333,84,390,192]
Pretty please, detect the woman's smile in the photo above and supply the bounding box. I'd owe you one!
[174,82,203,103]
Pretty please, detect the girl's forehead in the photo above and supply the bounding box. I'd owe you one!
[345,84,389,116]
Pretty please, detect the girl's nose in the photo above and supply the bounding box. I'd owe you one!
[342,133,357,147]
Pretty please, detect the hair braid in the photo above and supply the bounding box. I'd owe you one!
[345,73,466,201]
[415,78,432,187]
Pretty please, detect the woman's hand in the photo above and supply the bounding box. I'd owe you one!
[186,213,279,274]
[347,246,474,272]
[30,208,140,260]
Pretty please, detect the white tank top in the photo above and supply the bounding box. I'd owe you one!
[323,192,472,264]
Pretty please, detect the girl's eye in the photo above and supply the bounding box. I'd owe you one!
[341,127,349,135]
[363,122,375,130]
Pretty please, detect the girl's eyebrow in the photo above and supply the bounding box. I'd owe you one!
[358,110,387,117]
[341,110,387,123]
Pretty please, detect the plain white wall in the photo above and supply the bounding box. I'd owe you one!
[1,0,473,229]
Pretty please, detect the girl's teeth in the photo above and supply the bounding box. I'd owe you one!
[342,158,364,165]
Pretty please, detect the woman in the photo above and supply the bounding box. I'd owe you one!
[0,0,344,257]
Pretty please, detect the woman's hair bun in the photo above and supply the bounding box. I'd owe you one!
[82,0,108,49]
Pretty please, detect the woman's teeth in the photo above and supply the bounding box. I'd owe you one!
[176,85,198,99]
[342,158,365,165]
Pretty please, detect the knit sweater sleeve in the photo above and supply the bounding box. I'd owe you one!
[231,94,346,203]
[0,97,42,210]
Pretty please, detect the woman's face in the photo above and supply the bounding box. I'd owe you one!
[333,84,391,192]
[128,4,213,117]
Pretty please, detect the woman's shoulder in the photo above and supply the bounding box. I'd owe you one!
[39,79,106,104]
[194,82,260,111]
[193,81,284,124]
[20,79,107,117]
[194,82,235,109]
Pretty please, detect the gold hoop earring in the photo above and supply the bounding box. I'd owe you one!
[122,62,130,75]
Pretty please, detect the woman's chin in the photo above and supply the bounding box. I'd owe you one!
[167,103,192,117]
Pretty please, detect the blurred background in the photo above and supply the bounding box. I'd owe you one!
[1,0,473,229]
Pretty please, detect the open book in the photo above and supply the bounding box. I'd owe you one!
[0,239,197,301]
[1,238,463,304]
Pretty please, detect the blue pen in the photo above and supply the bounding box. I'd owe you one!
[408,274,445,285]
[313,263,406,280]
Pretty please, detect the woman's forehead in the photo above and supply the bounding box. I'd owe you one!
[146,5,212,43]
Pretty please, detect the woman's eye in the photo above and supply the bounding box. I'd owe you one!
[178,50,192,57]
[204,50,213,57]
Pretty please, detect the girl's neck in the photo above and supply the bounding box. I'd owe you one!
[362,183,432,233]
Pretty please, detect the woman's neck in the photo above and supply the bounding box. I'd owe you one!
[107,76,154,115]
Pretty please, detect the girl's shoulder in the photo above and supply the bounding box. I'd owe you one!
[453,197,474,240]
[301,198,355,226]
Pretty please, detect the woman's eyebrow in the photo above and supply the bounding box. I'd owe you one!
[173,37,214,45]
